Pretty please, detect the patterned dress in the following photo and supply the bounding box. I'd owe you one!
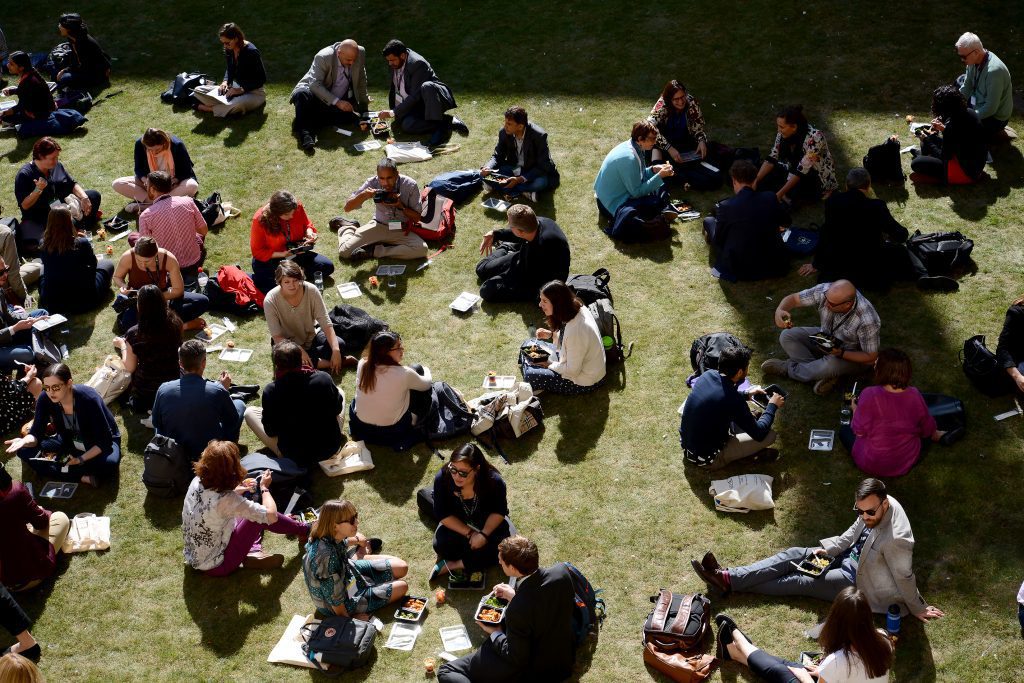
[768,124,839,196]
[0,376,36,435]
[303,536,394,616]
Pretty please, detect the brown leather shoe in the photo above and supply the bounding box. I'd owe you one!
[701,551,721,573]
[691,559,730,597]
[242,552,284,570]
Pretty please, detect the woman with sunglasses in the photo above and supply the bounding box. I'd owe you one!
[349,331,433,450]
[646,79,722,190]
[419,443,512,582]
[521,280,606,394]
[5,363,121,487]
[193,23,267,118]
[303,499,408,619]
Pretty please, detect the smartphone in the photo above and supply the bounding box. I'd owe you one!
[751,383,787,409]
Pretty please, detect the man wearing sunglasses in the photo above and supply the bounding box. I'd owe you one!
[761,279,879,395]
[955,32,1013,144]
[691,478,944,622]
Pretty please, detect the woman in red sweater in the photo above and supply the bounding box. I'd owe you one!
[250,190,335,293]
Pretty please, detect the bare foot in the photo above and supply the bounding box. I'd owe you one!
[342,355,359,368]
[183,317,206,332]
[196,104,214,113]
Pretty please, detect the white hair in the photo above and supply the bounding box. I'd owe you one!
[955,32,983,52]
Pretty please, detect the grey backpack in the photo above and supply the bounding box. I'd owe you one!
[142,434,192,498]
[588,299,632,363]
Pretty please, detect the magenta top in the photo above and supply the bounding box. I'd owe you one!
[850,385,937,477]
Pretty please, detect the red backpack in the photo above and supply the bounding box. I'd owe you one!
[215,265,265,309]
[412,187,455,241]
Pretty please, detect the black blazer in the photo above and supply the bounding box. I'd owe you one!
[12,72,56,119]
[814,189,908,286]
[713,187,790,281]
[486,123,559,183]
[996,304,1024,370]
[224,42,267,92]
[387,49,454,119]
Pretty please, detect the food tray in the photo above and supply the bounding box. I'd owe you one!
[195,323,227,343]
[438,625,472,652]
[482,375,516,390]
[474,592,508,624]
[375,264,406,277]
[521,344,550,362]
[385,622,421,651]
[791,555,832,576]
[808,429,835,451]
[448,570,486,591]
[450,291,481,313]
[394,595,429,623]
[218,347,253,362]
[336,282,362,299]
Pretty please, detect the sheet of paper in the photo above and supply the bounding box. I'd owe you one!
[352,140,382,152]
[32,314,68,332]
[388,221,403,231]
[334,127,353,136]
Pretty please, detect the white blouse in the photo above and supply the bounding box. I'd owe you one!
[182,477,269,571]
[550,306,606,386]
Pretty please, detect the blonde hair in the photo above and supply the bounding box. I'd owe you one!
[0,653,45,683]
[310,499,358,540]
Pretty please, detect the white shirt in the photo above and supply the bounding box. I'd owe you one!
[354,360,432,426]
[393,66,407,105]
[549,306,606,386]
[818,649,889,683]
[329,55,352,104]
[181,477,269,571]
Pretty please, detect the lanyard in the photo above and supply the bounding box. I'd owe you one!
[823,297,858,337]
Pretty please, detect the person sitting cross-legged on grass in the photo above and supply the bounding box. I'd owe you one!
[909,84,987,185]
[691,478,945,623]
[753,104,838,205]
[417,443,514,583]
[647,79,722,190]
[841,348,949,478]
[133,171,207,283]
[476,204,570,304]
[0,52,55,135]
[39,205,114,315]
[480,106,559,201]
[348,331,432,451]
[114,284,184,414]
[338,157,428,262]
[593,120,675,242]
[954,32,1013,145]
[0,461,70,593]
[55,12,110,93]
[8,363,121,488]
[182,440,310,576]
[679,345,785,469]
[249,190,334,294]
[761,279,879,396]
[519,281,605,395]
[111,129,199,214]
[302,499,409,619]
[714,587,894,683]
[111,236,210,333]
[193,22,267,118]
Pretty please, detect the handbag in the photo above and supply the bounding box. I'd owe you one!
[62,513,111,553]
[384,141,433,164]
[84,354,132,405]
[31,328,63,368]
[319,440,375,477]
[643,590,712,653]
[300,615,377,675]
[708,474,774,513]
[642,641,717,683]
[961,334,1013,397]
[194,192,226,228]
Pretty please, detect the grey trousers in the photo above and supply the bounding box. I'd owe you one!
[729,546,853,601]
[779,326,864,383]
[707,430,777,470]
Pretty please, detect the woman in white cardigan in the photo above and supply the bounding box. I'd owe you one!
[521,280,606,394]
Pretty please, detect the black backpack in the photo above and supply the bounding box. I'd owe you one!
[203,275,261,316]
[588,299,633,363]
[961,335,1013,396]
[240,453,311,511]
[142,435,192,498]
[329,304,389,357]
[567,268,613,305]
[160,71,207,106]
[301,616,378,674]
[690,332,749,377]
[421,382,474,450]
[907,230,974,274]
[863,138,906,183]
[564,562,606,647]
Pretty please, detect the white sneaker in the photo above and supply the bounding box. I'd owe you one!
[140,415,154,429]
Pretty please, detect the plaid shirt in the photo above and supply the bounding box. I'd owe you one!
[139,195,206,268]
[798,283,880,353]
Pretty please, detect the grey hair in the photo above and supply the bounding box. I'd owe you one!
[846,167,872,191]
[955,32,983,52]
[377,157,398,173]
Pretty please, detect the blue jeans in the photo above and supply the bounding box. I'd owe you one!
[0,309,49,371]
[19,437,122,483]
[482,165,551,196]
[115,292,209,332]
[597,186,672,242]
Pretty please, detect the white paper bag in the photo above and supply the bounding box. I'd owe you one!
[709,474,775,513]
[62,513,111,553]
[268,614,319,669]
[385,141,433,164]
[318,441,374,477]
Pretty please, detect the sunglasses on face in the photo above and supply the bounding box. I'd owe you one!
[448,464,473,478]
[853,503,882,517]
[958,48,979,61]
[338,514,358,525]
[0,267,10,276]
[44,382,65,393]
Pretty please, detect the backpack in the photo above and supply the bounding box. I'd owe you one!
[468,383,544,462]
[161,71,207,106]
[329,304,389,356]
[564,562,606,647]
[426,169,483,202]
[209,265,264,312]
[421,381,474,450]
[142,434,192,498]
[567,268,613,305]
[643,590,711,653]
[412,187,456,241]
[961,335,1013,396]
[300,615,378,674]
[689,333,748,377]
[194,192,226,228]
[906,230,973,275]
[241,453,311,511]
[863,138,906,183]
[588,298,633,364]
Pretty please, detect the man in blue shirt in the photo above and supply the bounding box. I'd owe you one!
[151,340,245,461]
[679,345,785,469]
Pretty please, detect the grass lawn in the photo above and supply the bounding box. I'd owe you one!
[3,2,1024,681]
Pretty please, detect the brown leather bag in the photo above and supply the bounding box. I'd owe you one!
[643,641,718,682]
[643,590,711,652]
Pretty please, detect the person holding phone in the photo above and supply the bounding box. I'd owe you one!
[680,345,784,469]
[250,190,333,293]
[182,440,310,576]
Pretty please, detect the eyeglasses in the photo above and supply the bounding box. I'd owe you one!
[0,267,10,276]
[448,464,473,478]
[957,48,979,62]
[339,515,358,525]
[43,382,65,393]
[825,296,854,309]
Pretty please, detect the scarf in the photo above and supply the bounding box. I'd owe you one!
[146,146,175,178]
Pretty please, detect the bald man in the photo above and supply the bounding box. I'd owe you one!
[760,280,880,395]
[290,39,370,151]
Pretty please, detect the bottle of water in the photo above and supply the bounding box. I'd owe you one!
[314,271,324,292]
[886,604,901,638]
[197,268,209,291]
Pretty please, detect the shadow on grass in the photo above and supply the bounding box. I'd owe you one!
[681,463,780,532]
[182,555,303,657]
[361,443,435,507]
[189,108,269,148]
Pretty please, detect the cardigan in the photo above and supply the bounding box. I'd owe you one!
[40,236,101,313]
[224,42,267,92]
[0,481,56,587]
[995,304,1024,370]
[29,384,120,455]
[959,50,1013,121]
[549,306,605,386]
[11,71,56,119]
[133,136,196,182]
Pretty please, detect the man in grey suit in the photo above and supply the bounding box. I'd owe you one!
[691,478,945,621]
[290,39,369,151]
[378,39,468,147]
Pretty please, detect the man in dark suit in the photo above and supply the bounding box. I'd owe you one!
[476,205,570,303]
[702,160,791,281]
[799,167,952,291]
[481,106,560,201]
[378,39,468,147]
[290,39,369,152]
[438,536,577,683]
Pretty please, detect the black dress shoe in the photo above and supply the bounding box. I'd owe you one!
[300,131,316,151]
[451,115,469,136]
[701,551,721,573]
[715,614,738,662]
[939,425,965,446]
[691,559,731,597]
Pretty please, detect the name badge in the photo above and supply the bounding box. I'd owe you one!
[73,439,86,452]
[388,221,403,231]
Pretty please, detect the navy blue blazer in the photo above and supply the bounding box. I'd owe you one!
[29,384,120,455]
[224,42,266,92]
[713,187,790,281]
[486,123,559,184]
[133,136,197,183]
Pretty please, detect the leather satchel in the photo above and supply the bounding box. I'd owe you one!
[643,641,717,683]
[643,590,711,652]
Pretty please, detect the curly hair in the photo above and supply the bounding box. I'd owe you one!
[193,441,247,492]
[930,84,967,119]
